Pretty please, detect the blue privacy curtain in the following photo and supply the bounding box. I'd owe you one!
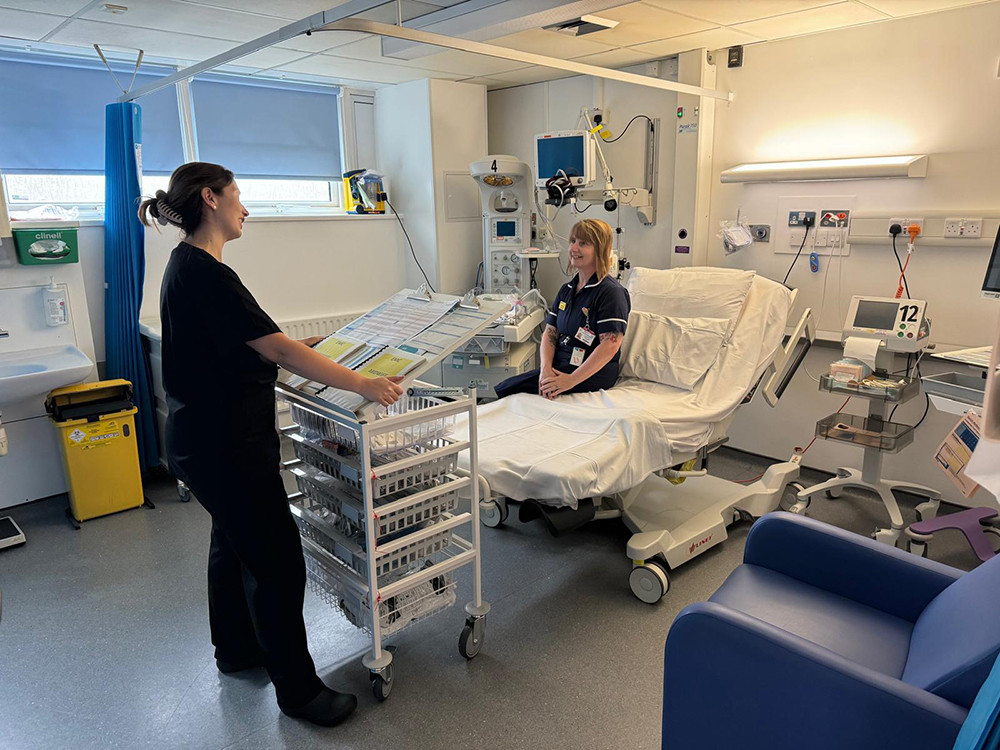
[104,102,158,470]
[955,653,1000,749]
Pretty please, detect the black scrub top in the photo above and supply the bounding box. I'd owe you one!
[160,242,281,478]
[546,273,630,377]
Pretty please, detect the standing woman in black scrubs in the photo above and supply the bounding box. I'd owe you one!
[139,162,403,728]
[495,218,630,400]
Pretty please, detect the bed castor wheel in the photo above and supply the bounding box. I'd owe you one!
[825,487,842,499]
[370,663,393,702]
[459,616,486,659]
[480,498,507,528]
[629,560,669,604]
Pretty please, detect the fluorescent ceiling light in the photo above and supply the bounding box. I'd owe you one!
[720,155,929,183]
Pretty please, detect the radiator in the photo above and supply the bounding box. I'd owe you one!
[279,312,363,340]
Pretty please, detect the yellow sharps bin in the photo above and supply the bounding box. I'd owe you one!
[46,379,146,525]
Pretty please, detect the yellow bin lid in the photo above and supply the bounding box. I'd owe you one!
[46,378,134,421]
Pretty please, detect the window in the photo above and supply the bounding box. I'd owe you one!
[1,52,347,217]
[191,75,343,210]
[0,51,183,218]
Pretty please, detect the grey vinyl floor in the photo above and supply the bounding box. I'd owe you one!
[0,448,983,750]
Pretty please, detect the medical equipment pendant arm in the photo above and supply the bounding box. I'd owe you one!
[796,297,941,546]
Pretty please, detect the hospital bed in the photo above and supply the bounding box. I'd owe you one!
[454,266,815,603]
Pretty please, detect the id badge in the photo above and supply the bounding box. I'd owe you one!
[576,327,596,346]
[570,347,586,366]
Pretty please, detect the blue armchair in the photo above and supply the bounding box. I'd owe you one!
[663,513,1000,750]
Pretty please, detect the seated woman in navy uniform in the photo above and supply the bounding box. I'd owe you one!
[495,218,630,400]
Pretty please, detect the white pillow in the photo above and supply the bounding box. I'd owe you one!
[626,267,755,339]
[620,311,730,391]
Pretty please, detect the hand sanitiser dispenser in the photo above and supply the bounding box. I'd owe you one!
[42,277,68,326]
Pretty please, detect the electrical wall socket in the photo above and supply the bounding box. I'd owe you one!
[788,211,816,227]
[889,217,924,235]
[944,217,983,238]
[588,107,609,126]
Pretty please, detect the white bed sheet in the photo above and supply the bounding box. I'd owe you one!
[455,270,793,507]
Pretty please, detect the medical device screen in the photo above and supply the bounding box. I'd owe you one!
[982,226,1000,296]
[536,135,586,181]
[853,300,900,331]
[496,220,517,237]
[0,517,20,540]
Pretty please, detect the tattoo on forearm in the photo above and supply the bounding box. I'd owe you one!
[600,332,622,345]
[545,326,559,346]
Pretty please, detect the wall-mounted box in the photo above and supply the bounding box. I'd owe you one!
[13,228,79,265]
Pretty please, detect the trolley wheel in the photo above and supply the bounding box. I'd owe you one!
[480,498,507,528]
[459,617,485,660]
[370,664,393,702]
[782,483,809,515]
[825,487,842,499]
[907,539,929,558]
[629,560,669,604]
[177,481,192,503]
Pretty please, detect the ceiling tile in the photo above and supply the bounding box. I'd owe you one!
[47,18,236,62]
[491,28,617,58]
[417,48,529,76]
[80,0,284,43]
[641,0,841,25]
[320,36,449,68]
[0,1,92,16]
[486,65,580,86]
[0,8,67,40]
[629,26,763,56]
[733,1,890,39]
[277,29,369,53]
[589,2,716,46]
[282,52,462,83]
[223,46,312,70]
[570,46,659,68]
[356,0,450,23]
[456,75,513,90]
[858,0,993,16]
[179,0,354,21]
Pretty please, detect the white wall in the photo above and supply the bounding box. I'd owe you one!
[709,2,1000,344]
[429,80,488,296]
[139,216,407,323]
[376,79,487,295]
[375,79,438,291]
[487,68,680,301]
[710,2,1000,506]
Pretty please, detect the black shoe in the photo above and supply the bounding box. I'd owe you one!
[280,687,358,727]
[216,656,266,674]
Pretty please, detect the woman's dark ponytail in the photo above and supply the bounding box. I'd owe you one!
[137,162,234,235]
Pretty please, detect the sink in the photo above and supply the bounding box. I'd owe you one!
[0,345,95,405]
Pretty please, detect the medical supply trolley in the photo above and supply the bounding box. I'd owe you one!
[276,382,488,702]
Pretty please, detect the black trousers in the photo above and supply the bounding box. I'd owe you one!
[495,363,619,399]
[179,446,323,709]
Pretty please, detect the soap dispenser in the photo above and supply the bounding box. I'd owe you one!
[42,276,68,326]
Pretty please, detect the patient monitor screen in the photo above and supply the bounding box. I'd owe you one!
[536,135,586,181]
[853,300,900,331]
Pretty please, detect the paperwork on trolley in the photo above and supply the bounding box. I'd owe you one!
[291,289,509,418]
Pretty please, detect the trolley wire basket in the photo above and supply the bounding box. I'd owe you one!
[290,463,462,538]
[290,394,455,456]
